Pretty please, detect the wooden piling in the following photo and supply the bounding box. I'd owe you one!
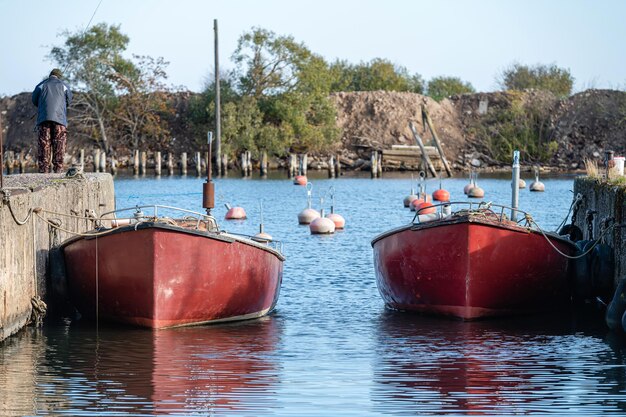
[329,155,335,178]
[155,151,162,176]
[193,151,200,176]
[371,151,378,178]
[246,151,252,177]
[5,151,14,175]
[377,151,383,176]
[18,151,26,174]
[79,149,85,172]
[260,151,268,177]
[93,149,100,172]
[132,150,139,175]
[181,152,188,175]
[110,156,118,175]
[221,154,228,176]
[335,154,341,177]
[241,152,247,177]
[140,151,147,175]
[99,152,106,172]
[301,154,308,176]
[288,153,296,178]
[167,152,174,176]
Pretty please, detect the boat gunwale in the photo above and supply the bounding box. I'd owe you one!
[61,222,286,261]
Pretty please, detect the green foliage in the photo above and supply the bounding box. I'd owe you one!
[498,63,574,97]
[427,76,475,101]
[329,59,424,93]
[470,94,558,163]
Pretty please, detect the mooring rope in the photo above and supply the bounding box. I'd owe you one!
[530,218,615,260]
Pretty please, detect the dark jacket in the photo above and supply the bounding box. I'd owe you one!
[32,75,73,127]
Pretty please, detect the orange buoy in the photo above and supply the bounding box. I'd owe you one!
[432,188,450,202]
[294,175,307,186]
[310,216,335,234]
[225,206,246,220]
[415,201,436,215]
[410,198,425,212]
[326,213,345,229]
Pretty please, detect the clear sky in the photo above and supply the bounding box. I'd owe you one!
[1,0,625,96]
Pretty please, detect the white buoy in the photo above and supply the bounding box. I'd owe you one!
[463,171,475,195]
[403,174,418,207]
[252,203,272,243]
[529,168,545,192]
[467,173,484,198]
[224,203,246,220]
[310,208,335,234]
[326,187,345,229]
[298,182,321,224]
[518,178,526,189]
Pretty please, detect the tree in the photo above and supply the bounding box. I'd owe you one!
[427,76,475,101]
[329,58,424,93]
[498,63,574,97]
[50,23,135,152]
[111,55,173,151]
[232,27,309,99]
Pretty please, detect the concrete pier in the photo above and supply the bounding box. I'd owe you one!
[0,173,115,341]
[573,176,626,287]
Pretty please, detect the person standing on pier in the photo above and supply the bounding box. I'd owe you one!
[32,68,73,173]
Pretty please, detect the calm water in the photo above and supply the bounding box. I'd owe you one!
[3,172,626,416]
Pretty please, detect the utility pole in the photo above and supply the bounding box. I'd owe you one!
[214,19,221,176]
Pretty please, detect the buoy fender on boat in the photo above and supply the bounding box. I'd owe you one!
[415,201,436,215]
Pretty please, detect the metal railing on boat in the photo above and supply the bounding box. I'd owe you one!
[412,201,533,227]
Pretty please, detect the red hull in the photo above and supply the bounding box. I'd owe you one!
[62,224,284,328]
[372,217,575,319]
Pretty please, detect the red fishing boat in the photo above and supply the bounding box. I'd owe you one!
[62,205,284,329]
[372,202,577,320]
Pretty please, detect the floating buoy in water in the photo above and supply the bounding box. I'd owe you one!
[432,178,450,202]
[410,198,425,212]
[326,186,345,229]
[310,207,335,234]
[294,175,307,186]
[298,208,320,224]
[463,171,475,195]
[252,203,272,243]
[224,204,246,220]
[298,182,320,224]
[468,186,484,198]
[518,178,527,189]
[529,168,545,191]
[404,174,418,207]
[415,201,436,215]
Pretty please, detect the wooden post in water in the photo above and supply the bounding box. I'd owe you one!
[133,150,139,175]
[371,151,378,178]
[79,149,85,172]
[167,152,174,176]
[240,152,247,177]
[335,154,341,177]
[247,151,252,176]
[99,151,106,172]
[221,154,228,176]
[288,153,296,178]
[422,108,452,177]
[260,151,268,177]
[93,149,100,172]
[377,151,383,176]
[195,151,202,176]
[302,154,308,175]
[5,151,14,175]
[181,152,188,175]
[140,151,147,175]
[155,151,162,176]
[19,152,27,174]
[110,155,118,175]
[329,155,335,178]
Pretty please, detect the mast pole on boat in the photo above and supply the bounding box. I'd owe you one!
[511,150,520,222]
[203,19,220,216]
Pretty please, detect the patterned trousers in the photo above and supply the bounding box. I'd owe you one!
[38,121,67,173]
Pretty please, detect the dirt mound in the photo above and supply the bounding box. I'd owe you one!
[330,91,466,165]
[549,89,626,168]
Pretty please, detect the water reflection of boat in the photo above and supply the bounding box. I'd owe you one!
[51,318,282,415]
[372,202,576,319]
[371,311,595,415]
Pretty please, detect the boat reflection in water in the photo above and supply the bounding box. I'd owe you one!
[50,317,283,415]
[372,310,626,416]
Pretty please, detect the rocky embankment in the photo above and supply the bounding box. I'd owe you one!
[1,89,625,172]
